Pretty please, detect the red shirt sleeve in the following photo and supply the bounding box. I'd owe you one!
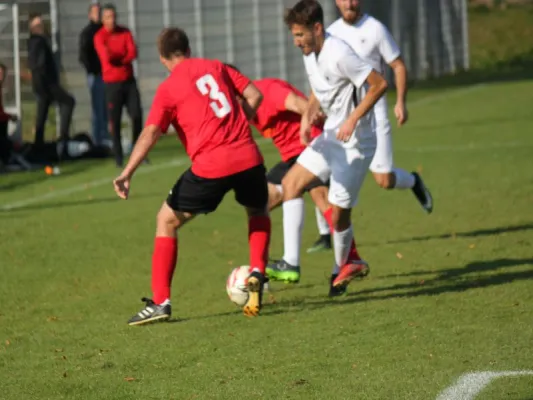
[121,30,137,64]
[145,84,173,133]
[265,80,294,112]
[224,64,251,94]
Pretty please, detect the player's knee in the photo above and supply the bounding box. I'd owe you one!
[330,206,351,232]
[157,203,181,231]
[374,172,395,189]
[281,174,304,201]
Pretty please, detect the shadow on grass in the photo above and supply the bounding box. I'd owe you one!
[376,222,533,246]
[261,257,533,316]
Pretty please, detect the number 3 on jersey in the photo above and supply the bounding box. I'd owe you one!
[196,74,232,118]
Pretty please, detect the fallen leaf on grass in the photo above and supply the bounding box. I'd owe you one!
[396,252,403,259]
[47,316,58,322]
[468,244,476,249]
[5,340,10,346]
[227,260,234,266]
[63,372,67,378]
[124,377,135,382]
[54,348,64,353]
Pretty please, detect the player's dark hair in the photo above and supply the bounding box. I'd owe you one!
[224,63,240,73]
[158,27,190,59]
[0,63,7,72]
[101,3,116,14]
[284,0,324,29]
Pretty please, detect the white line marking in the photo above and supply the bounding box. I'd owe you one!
[0,83,501,211]
[436,370,533,400]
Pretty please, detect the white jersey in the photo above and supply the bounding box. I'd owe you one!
[327,15,400,74]
[303,34,374,149]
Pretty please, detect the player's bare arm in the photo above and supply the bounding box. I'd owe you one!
[389,57,408,126]
[300,91,322,145]
[284,91,308,115]
[338,70,387,142]
[239,82,263,120]
[113,124,162,199]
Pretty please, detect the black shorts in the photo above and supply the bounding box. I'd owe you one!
[166,164,268,214]
[266,156,328,191]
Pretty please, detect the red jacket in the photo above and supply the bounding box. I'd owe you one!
[93,25,137,83]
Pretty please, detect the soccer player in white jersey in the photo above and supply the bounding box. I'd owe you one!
[306,0,434,253]
[279,0,388,294]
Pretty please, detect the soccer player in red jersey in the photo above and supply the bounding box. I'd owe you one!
[112,28,271,325]
[225,67,329,284]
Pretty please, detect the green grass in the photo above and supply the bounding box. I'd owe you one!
[1,79,532,399]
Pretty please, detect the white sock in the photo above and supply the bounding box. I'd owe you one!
[282,198,305,266]
[333,225,353,271]
[315,207,330,235]
[393,168,416,189]
[331,262,340,275]
[160,299,171,306]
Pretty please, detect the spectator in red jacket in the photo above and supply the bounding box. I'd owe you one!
[0,63,18,165]
[93,3,143,167]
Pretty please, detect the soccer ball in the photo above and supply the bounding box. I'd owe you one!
[226,266,250,306]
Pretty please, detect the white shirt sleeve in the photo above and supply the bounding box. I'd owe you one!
[333,44,373,89]
[376,22,401,64]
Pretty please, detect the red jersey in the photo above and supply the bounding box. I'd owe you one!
[93,25,136,83]
[251,78,322,162]
[146,58,263,179]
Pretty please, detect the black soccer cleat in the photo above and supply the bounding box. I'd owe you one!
[411,172,433,214]
[328,274,348,297]
[243,270,264,317]
[128,297,171,326]
[306,234,332,253]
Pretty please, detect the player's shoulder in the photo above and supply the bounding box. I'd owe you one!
[326,18,344,34]
[361,14,390,36]
[324,34,355,58]
[254,77,290,88]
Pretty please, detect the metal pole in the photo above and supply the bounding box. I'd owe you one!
[252,0,261,78]
[276,0,287,81]
[12,2,21,121]
[127,0,138,77]
[49,0,61,138]
[461,0,470,70]
[224,0,234,63]
[194,0,204,57]
[162,0,170,27]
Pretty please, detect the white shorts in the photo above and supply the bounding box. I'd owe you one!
[369,96,394,174]
[297,135,375,209]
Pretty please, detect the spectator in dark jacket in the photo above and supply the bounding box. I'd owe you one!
[27,14,75,157]
[94,3,143,167]
[79,2,109,147]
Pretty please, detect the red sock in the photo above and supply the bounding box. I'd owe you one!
[248,215,271,274]
[323,207,361,261]
[151,236,178,304]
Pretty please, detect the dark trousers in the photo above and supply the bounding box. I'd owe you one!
[104,78,143,165]
[0,120,10,163]
[34,84,75,146]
